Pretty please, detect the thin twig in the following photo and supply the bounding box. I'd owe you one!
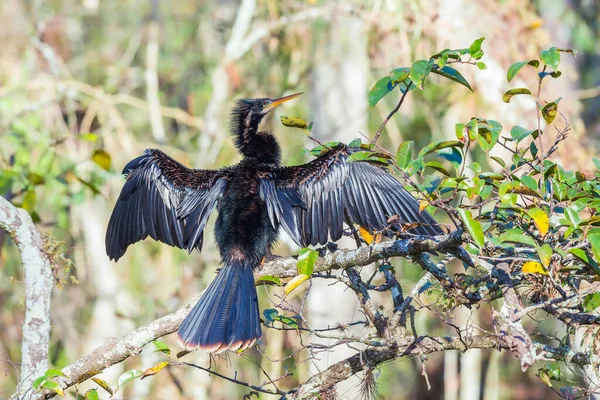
[371,82,413,145]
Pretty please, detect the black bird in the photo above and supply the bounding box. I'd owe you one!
[105,93,442,353]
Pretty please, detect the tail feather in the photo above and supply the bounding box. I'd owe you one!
[177,260,261,353]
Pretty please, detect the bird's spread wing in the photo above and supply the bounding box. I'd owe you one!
[260,145,442,247]
[106,149,227,261]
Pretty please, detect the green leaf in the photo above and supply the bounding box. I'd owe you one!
[541,102,558,125]
[117,369,143,389]
[369,76,395,107]
[565,207,581,227]
[437,147,463,170]
[263,308,278,324]
[390,67,410,85]
[510,125,535,143]
[499,229,536,247]
[468,38,485,58]
[21,189,36,213]
[40,381,64,397]
[396,141,414,170]
[537,244,553,267]
[465,118,478,141]
[476,62,487,70]
[520,175,538,191]
[479,184,493,199]
[418,140,463,157]
[437,51,450,68]
[92,149,112,171]
[457,208,485,248]
[256,274,282,286]
[593,157,600,171]
[539,71,562,79]
[583,293,600,312]
[280,116,308,130]
[425,161,450,176]
[410,59,434,89]
[455,123,465,140]
[588,232,600,263]
[540,47,560,70]
[348,138,362,148]
[27,172,45,186]
[491,156,506,168]
[33,376,46,390]
[85,389,99,400]
[347,151,390,165]
[503,88,532,103]
[152,340,171,356]
[309,141,342,157]
[507,60,539,82]
[570,248,600,277]
[507,185,541,198]
[44,369,65,379]
[431,65,473,92]
[273,314,299,329]
[296,248,318,276]
[477,120,502,151]
[547,363,561,381]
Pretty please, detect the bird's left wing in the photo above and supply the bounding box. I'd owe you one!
[260,144,442,247]
[106,149,227,261]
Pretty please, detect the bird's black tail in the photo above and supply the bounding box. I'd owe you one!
[177,260,261,353]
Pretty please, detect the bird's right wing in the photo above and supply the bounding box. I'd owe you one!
[106,149,227,261]
[260,144,442,247]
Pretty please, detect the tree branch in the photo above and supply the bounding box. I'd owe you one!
[0,196,53,390]
[31,232,463,398]
[285,334,600,399]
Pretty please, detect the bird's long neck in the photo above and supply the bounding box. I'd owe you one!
[237,131,281,165]
[232,110,281,165]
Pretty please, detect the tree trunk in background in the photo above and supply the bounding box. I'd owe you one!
[444,351,459,400]
[76,197,128,386]
[457,310,481,400]
[483,351,500,400]
[307,13,368,395]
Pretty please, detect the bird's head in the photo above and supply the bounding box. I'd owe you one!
[230,93,303,136]
[230,93,302,163]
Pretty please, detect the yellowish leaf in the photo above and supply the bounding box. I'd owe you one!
[141,362,170,379]
[419,201,429,213]
[522,261,547,275]
[358,227,381,244]
[91,377,113,395]
[527,207,549,237]
[284,274,309,295]
[280,116,308,129]
[358,227,374,244]
[92,149,111,170]
[527,18,544,30]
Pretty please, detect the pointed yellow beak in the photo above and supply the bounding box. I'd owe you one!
[264,92,303,111]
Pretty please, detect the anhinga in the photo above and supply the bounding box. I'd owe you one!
[105,93,442,353]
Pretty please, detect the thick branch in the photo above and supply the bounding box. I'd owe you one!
[285,334,599,399]
[32,232,462,398]
[0,196,53,389]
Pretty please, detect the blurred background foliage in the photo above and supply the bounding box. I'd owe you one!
[0,0,599,399]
